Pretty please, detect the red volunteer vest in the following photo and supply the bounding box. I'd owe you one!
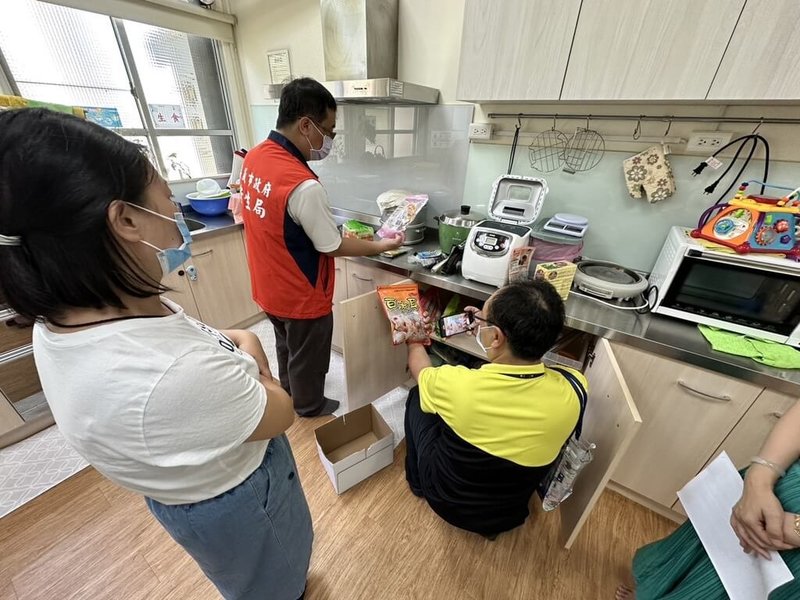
[241,133,335,319]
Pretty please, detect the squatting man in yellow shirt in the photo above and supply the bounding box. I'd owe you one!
[404,279,587,539]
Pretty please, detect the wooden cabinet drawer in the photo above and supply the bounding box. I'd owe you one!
[0,313,33,355]
[0,352,42,403]
[610,342,763,507]
[346,261,404,299]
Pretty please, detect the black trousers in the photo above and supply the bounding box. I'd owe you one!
[404,386,442,496]
[267,312,333,416]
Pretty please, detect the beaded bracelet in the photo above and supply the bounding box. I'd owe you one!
[750,456,786,478]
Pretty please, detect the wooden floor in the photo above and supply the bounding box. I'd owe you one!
[0,416,677,600]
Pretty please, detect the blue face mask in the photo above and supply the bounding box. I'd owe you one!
[128,204,193,277]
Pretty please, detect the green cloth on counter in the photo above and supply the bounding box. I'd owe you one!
[698,325,800,369]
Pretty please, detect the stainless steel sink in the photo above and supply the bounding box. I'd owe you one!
[185,218,206,233]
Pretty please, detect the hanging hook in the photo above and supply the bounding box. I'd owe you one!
[552,114,558,131]
[585,115,591,131]
[516,113,523,129]
[663,118,672,137]
[633,115,643,140]
[752,117,764,134]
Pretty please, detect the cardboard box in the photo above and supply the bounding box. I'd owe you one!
[534,261,577,301]
[314,404,394,494]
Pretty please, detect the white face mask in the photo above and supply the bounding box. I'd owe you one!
[475,324,496,354]
[306,120,333,161]
[127,203,193,277]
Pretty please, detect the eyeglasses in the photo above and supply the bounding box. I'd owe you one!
[310,118,337,140]
[467,312,495,327]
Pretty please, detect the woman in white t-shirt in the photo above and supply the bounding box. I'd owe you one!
[0,108,312,600]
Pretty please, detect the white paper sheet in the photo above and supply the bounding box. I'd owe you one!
[677,452,794,600]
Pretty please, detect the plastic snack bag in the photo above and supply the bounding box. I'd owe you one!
[377,194,428,238]
[377,283,431,346]
[342,220,374,240]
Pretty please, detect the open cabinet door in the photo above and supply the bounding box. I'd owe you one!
[340,281,412,411]
[560,338,642,549]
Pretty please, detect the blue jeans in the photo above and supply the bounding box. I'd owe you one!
[146,434,313,600]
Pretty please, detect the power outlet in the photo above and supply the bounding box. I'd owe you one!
[686,131,732,153]
[468,122,493,140]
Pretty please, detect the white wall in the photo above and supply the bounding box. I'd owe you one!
[232,0,325,107]
[230,0,465,107]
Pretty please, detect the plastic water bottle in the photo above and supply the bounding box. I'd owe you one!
[542,437,596,512]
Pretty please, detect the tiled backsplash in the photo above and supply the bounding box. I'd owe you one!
[250,104,474,227]
[463,144,800,271]
[249,103,800,272]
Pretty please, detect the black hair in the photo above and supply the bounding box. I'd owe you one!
[276,77,337,129]
[487,279,565,361]
[0,108,163,322]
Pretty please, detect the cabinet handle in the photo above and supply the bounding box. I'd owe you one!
[351,273,374,282]
[770,411,785,420]
[192,249,214,258]
[676,379,731,402]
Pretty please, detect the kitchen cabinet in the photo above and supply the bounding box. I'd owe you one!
[332,259,404,354]
[707,0,800,100]
[610,342,763,508]
[331,258,349,352]
[0,326,52,449]
[340,288,642,547]
[163,229,261,330]
[340,283,412,412]
[346,261,405,298]
[186,231,261,329]
[162,267,201,321]
[672,388,798,516]
[700,388,798,471]
[561,0,745,100]
[456,0,582,102]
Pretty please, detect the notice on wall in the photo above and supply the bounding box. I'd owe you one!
[82,107,123,129]
[149,104,185,129]
[267,49,292,85]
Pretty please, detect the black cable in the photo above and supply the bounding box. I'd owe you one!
[635,285,659,315]
[703,136,756,195]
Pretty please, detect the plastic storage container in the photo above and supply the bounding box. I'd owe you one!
[530,217,584,262]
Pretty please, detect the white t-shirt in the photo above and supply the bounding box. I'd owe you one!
[287,179,342,253]
[32,299,268,505]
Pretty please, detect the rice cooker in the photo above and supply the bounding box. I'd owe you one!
[462,175,547,287]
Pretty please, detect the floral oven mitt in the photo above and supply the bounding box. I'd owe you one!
[623,145,676,203]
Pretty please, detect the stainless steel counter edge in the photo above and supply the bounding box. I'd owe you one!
[347,247,800,396]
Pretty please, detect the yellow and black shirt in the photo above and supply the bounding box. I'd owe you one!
[416,362,586,535]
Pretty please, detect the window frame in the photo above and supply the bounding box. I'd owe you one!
[0,10,238,181]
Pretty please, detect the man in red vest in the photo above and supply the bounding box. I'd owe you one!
[241,78,403,417]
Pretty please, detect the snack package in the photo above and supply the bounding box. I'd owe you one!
[408,249,443,268]
[508,247,535,283]
[534,261,577,301]
[377,283,431,345]
[342,220,374,241]
[377,194,428,238]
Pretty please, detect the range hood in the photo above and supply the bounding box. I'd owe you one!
[265,0,439,105]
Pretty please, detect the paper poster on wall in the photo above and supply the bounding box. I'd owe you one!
[267,49,292,84]
[149,104,185,129]
[82,107,123,129]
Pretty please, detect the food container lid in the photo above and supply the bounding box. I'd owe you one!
[487,175,547,225]
[531,217,583,245]
[439,205,485,228]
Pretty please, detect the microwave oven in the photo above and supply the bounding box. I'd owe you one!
[650,226,800,346]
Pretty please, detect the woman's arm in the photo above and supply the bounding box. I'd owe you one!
[221,329,274,379]
[407,343,432,382]
[731,399,800,558]
[245,376,295,441]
